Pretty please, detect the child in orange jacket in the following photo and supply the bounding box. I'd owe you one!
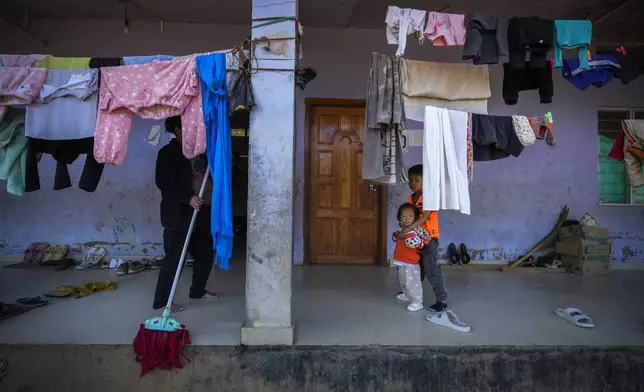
[392,203,430,312]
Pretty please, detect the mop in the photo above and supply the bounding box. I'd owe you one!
[133,167,210,377]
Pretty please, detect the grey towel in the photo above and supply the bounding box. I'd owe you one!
[363,53,408,184]
[462,14,508,65]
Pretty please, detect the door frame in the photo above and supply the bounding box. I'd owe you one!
[303,98,388,266]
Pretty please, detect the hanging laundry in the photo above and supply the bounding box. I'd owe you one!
[423,12,466,46]
[123,55,173,65]
[363,52,408,184]
[25,69,99,140]
[0,67,47,122]
[0,108,28,196]
[621,120,644,187]
[295,67,317,90]
[36,57,91,69]
[609,131,625,161]
[511,115,536,147]
[422,106,470,214]
[612,46,644,84]
[25,137,105,192]
[562,53,621,90]
[400,58,490,121]
[553,20,592,70]
[89,58,122,68]
[94,59,206,165]
[502,62,553,105]
[462,14,508,65]
[0,54,49,68]
[195,53,233,270]
[527,115,555,146]
[472,114,524,161]
[507,17,553,70]
[385,6,427,57]
[466,113,473,182]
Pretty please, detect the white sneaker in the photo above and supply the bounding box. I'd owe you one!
[396,292,410,302]
[407,303,424,312]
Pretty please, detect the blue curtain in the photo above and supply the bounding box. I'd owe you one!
[195,53,233,270]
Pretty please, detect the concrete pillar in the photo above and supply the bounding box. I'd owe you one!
[241,0,298,345]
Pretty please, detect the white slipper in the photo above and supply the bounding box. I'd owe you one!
[425,310,471,333]
[76,247,107,270]
[555,307,595,328]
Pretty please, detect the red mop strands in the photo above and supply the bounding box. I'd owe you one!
[133,323,191,377]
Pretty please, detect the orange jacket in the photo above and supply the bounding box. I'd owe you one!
[393,227,430,265]
[408,194,440,239]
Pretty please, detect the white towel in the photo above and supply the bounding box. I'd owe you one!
[385,6,427,57]
[423,106,470,215]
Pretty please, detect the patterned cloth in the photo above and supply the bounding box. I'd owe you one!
[466,112,473,182]
[94,59,206,165]
[0,54,48,68]
[397,264,423,304]
[528,115,555,146]
[362,52,408,184]
[512,115,536,146]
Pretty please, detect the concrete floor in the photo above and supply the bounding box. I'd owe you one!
[1,262,644,346]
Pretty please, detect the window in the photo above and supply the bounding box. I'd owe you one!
[597,108,644,205]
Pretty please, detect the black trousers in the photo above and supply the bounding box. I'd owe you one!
[153,223,214,309]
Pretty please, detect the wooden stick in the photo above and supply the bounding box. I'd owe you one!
[593,0,632,25]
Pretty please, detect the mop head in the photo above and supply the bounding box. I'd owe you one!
[133,324,191,377]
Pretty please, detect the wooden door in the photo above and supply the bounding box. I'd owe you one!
[308,105,384,264]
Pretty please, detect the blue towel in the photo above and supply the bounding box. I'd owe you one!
[554,20,592,70]
[195,53,233,270]
[122,55,172,65]
[563,53,621,90]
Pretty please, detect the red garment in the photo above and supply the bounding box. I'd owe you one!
[133,324,191,377]
[609,132,625,161]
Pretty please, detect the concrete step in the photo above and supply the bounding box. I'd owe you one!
[1,345,643,391]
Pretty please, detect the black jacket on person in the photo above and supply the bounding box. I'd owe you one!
[156,138,209,231]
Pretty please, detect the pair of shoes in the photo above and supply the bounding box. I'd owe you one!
[116,260,145,276]
[428,301,448,313]
[76,247,107,270]
[407,303,424,312]
[396,292,410,302]
[447,243,471,265]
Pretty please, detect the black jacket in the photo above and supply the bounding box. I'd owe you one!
[156,138,205,231]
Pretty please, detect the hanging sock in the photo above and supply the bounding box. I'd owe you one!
[195,53,233,270]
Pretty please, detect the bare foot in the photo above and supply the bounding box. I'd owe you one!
[200,292,219,300]
[157,303,184,313]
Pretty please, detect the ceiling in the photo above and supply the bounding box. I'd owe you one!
[0,0,642,43]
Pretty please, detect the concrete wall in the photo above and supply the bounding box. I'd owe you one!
[1,20,643,263]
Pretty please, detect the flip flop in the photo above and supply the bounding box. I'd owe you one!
[32,242,50,265]
[447,243,461,265]
[426,310,471,333]
[23,242,39,263]
[555,308,595,329]
[42,245,69,264]
[16,296,49,308]
[459,243,471,265]
[44,290,72,298]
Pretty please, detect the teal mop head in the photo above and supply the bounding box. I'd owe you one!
[144,308,181,332]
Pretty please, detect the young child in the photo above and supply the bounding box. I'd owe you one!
[395,164,448,312]
[393,203,431,312]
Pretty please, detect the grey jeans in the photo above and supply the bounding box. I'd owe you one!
[420,238,447,302]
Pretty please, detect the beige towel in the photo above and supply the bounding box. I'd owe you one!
[400,59,491,121]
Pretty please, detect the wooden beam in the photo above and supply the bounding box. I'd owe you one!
[0,16,47,46]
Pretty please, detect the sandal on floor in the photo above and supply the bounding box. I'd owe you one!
[76,247,107,270]
[42,245,69,265]
[448,243,461,265]
[426,310,471,333]
[459,243,471,265]
[32,243,50,265]
[16,296,49,308]
[44,290,72,298]
[0,302,33,322]
[23,242,39,263]
[555,308,595,329]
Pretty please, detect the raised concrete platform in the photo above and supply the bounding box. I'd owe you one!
[1,345,643,391]
[1,263,644,346]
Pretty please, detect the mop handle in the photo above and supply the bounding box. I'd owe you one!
[164,165,210,311]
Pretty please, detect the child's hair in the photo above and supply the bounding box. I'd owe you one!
[165,116,182,134]
[397,203,418,221]
[408,164,423,177]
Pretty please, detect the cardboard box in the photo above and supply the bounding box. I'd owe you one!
[569,260,612,276]
[558,225,609,244]
[556,241,611,258]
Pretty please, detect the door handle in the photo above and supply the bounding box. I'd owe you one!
[369,183,377,192]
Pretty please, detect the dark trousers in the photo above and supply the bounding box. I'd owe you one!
[153,225,214,309]
[419,238,448,302]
